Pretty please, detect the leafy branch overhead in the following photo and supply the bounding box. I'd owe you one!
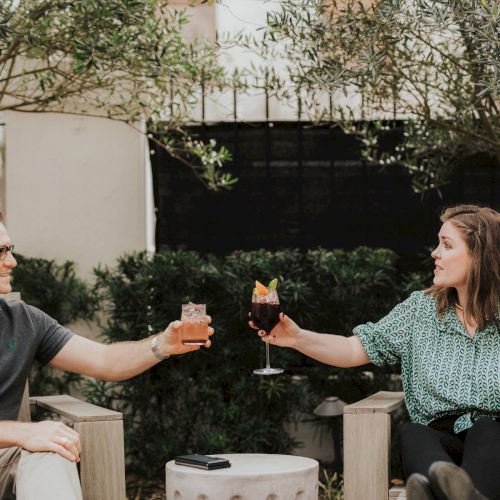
[261,0,500,192]
[0,0,235,190]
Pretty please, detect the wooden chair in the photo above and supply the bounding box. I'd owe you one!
[343,391,407,500]
[4,292,126,500]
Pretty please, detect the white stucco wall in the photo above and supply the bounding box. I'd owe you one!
[4,111,148,281]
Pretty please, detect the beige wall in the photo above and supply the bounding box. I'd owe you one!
[169,1,216,42]
[4,111,147,281]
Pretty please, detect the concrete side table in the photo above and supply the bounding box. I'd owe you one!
[166,453,319,500]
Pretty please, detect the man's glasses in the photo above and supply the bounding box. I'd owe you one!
[0,245,14,261]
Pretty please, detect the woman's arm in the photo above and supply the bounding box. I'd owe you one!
[254,313,370,368]
[294,328,370,367]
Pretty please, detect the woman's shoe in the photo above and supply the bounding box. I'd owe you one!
[428,461,489,500]
[407,473,437,500]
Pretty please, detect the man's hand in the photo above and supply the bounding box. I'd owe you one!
[158,317,214,356]
[249,312,301,348]
[17,421,81,462]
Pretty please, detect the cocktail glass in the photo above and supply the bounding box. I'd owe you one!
[181,303,209,346]
[251,289,284,375]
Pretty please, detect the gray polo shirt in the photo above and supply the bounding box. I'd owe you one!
[0,298,73,420]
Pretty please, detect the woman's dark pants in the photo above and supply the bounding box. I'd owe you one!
[400,418,500,499]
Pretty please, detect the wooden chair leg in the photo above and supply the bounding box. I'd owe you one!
[75,420,126,500]
[343,391,404,500]
[344,412,391,500]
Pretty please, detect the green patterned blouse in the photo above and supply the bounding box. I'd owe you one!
[354,291,500,434]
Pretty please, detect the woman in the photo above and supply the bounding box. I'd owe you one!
[251,205,500,500]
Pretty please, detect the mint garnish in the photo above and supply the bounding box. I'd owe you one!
[268,278,278,290]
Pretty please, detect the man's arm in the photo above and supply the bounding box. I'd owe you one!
[5,320,212,461]
[49,320,214,381]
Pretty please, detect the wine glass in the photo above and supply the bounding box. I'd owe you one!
[251,289,284,375]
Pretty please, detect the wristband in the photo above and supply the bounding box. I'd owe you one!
[151,334,170,361]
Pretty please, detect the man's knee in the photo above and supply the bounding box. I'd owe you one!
[20,450,76,469]
[17,451,82,500]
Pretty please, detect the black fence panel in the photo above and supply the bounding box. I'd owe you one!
[150,122,499,269]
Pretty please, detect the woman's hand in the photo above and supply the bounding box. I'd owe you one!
[249,313,301,348]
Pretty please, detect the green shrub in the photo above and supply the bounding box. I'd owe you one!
[12,255,96,324]
[89,247,429,477]
[12,254,96,396]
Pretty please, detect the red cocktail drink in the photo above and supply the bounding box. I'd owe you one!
[251,301,280,333]
[251,280,283,375]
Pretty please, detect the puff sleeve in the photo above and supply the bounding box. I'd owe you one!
[353,291,421,366]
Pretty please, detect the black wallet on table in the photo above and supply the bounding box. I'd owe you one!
[175,454,231,470]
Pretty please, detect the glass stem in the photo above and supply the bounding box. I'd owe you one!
[265,340,271,369]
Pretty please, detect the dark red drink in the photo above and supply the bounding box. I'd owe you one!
[251,282,284,375]
[251,302,280,333]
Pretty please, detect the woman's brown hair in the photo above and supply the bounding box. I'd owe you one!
[427,204,500,330]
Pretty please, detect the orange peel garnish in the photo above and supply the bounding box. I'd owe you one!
[255,280,269,296]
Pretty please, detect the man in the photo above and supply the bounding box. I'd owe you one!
[0,212,213,499]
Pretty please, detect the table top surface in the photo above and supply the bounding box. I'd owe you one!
[166,453,319,476]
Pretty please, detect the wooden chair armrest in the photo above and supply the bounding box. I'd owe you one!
[31,395,126,500]
[30,394,122,422]
[344,390,404,414]
[343,391,405,500]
